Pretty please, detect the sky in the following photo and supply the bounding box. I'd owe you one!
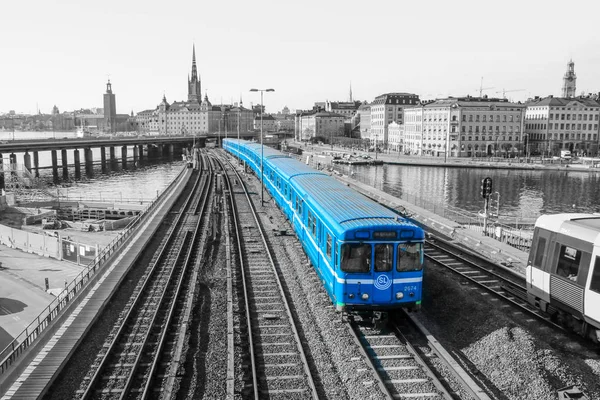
[2,0,600,116]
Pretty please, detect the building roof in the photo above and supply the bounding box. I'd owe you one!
[372,93,420,105]
[413,96,525,109]
[525,95,600,108]
[310,111,346,118]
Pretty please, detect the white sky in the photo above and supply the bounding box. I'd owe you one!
[2,0,600,115]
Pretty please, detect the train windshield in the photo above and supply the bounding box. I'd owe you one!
[397,243,423,272]
[341,243,371,273]
[374,244,393,272]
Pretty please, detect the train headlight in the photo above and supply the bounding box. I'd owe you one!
[361,293,369,300]
[409,292,415,297]
[348,293,355,299]
[396,292,404,300]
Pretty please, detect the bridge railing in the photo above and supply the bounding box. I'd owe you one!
[0,164,188,377]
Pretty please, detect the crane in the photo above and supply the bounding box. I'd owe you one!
[478,77,494,97]
[496,88,526,99]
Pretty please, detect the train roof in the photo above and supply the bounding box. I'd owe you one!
[293,174,421,238]
[267,157,327,179]
[244,142,291,159]
[225,139,289,160]
[536,213,600,245]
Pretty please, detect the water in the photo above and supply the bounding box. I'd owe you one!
[341,163,600,220]
[0,132,184,203]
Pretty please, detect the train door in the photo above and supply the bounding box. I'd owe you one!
[373,243,393,303]
[585,253,600,327]
[527,228,551,300]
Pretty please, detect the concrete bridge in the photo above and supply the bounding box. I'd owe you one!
[0,132,258,181]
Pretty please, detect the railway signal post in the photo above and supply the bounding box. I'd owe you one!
[480,177,493,235]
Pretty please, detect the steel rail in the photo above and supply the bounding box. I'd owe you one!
[218,153,319,399]
[140,153,215,398]
[424,239,565,332]
[80,170,205,398]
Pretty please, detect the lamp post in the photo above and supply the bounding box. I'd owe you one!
[250,88,275,204]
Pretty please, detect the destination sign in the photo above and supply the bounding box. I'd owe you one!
[373,231,397,239]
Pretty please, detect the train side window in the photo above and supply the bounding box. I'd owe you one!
[397,243,423,272]
[341,243,371,273]
[591,257,600,294]
[533,237,546,268]
[326,234,332,259]
[555,245,582,282]
[374,244,393,272]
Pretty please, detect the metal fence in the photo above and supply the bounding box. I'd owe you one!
[0,164,187,376]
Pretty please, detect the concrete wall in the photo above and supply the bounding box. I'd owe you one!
[0,224,61,259]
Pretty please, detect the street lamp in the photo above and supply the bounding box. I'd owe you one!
[250,88,275,204]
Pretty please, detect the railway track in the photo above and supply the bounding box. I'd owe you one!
[424,239,566,332]
[76,154,215,399]
[348,310,494,400]
[218,155,319,399]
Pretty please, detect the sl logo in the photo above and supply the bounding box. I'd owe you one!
[374,275,392,290]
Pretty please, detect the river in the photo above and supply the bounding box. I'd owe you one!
[340,163,600,220]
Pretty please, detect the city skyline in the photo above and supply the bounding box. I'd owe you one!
[2,0,600,116]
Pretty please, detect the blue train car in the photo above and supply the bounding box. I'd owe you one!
[223,139,425,317]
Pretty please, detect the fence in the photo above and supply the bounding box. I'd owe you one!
[0,164,187,377]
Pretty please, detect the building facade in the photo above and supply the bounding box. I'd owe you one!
[298,111,345,141]
[369,93,419,148]
[524,95,600,156]
[404,97,526,157]
[387,122,404,152]
[355,102,371,140]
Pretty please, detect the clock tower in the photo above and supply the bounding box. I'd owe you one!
[562,59,576,98]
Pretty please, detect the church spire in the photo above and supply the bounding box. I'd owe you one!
[188,44,201,102]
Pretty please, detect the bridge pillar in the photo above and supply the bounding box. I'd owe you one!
[85,147,93,176]
[33,151,39,177]
[9,153,17,167]
[0,152,3,190]
[168,144,174,161]
[61,149,68,179]
[109,146,116,164]
[51,150,59,182]
[23,152,31,173]
[133,145,139,166]
[100,146,107,172]
[138,144,144,162]
[74,149,81,179]
[121,145,127,168]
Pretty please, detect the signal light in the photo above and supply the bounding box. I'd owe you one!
[481,177,493,199]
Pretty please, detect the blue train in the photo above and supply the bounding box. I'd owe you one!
[223,139,425,319]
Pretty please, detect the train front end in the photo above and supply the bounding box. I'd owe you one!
[337,221,425,316]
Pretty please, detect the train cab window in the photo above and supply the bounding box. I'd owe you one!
[374,244,393,272]
[591,257,600,294]
[555,245,582,282]
[341,243,371,273]
[397,243,423,272]
[533,237,546,268]
[326,234,332,259]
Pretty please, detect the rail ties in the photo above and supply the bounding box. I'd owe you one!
[350,319,452,399]
[218,154,318,399]
[424,241,563,330]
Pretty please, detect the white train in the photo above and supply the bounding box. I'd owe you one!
[527,214,600,342]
